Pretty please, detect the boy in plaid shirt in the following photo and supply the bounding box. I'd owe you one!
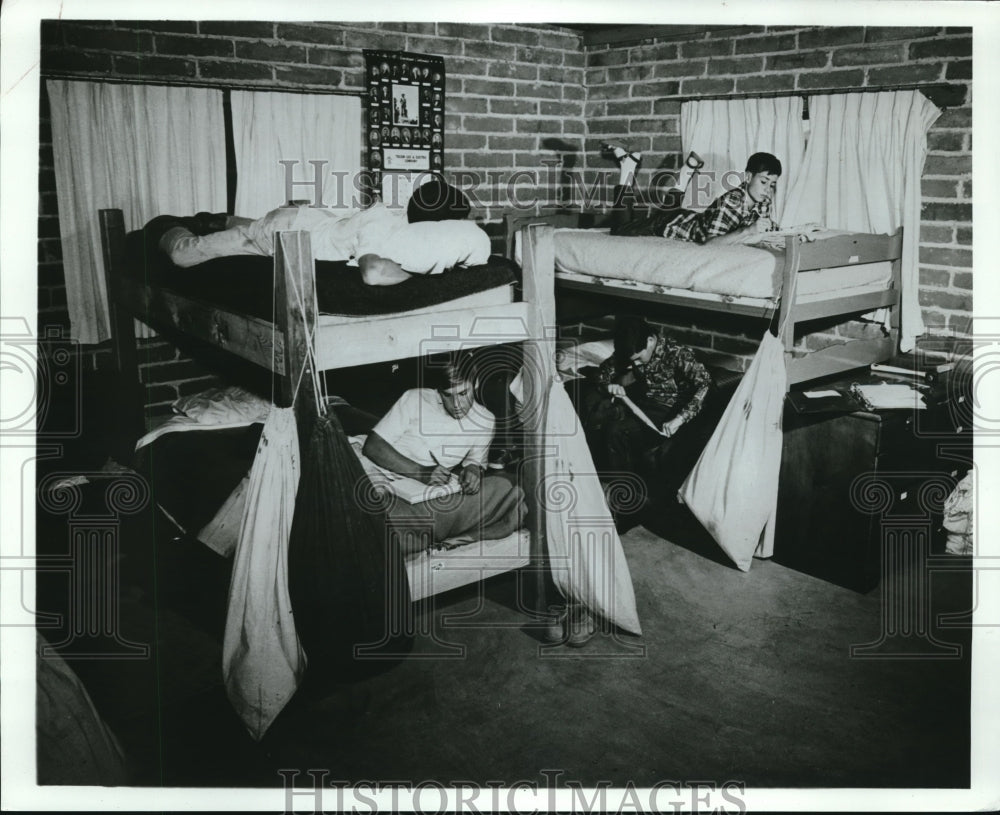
[662,152,781,244]
[610,151,782,244]
[579,315,713,529]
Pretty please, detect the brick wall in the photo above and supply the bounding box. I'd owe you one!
[38,21,974,417]
[582,26,972,370]
[38,20,584,419]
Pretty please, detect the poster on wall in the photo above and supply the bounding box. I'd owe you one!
[363,49,446,204]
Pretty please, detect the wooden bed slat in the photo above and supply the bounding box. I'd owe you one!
[116,277,286,374]
[313,301,533,370]
[793,230,904,271]
[274,230,318,449]
[519,223,558,611]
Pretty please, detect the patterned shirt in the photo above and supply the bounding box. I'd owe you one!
[662,184,771,244]
[595,332,712,424]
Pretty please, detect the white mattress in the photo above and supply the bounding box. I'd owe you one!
[541,229,892,304]
[405,528,531,601]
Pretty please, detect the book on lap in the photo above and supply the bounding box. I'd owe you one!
[382,474,461,505]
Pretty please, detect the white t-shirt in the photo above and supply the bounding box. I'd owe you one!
[355,217,492,274]
[371,388,495,469]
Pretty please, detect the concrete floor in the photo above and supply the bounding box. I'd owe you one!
[38,498,973,791]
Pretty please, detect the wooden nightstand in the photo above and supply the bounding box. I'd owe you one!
[773,367,971,593]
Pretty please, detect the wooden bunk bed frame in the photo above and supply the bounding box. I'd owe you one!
[98,208,559,606]
[505,210,904,386]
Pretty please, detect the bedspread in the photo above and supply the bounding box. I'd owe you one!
[551,229,781,298]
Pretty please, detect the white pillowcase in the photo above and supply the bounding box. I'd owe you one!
[555,339,615,379]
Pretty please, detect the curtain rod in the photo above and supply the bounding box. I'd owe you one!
[668,82,959,107]
[41,72,365,98]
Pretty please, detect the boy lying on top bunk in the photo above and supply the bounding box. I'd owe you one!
[146,176,491,286]
[605,147,821,247]
[607,148,783,244]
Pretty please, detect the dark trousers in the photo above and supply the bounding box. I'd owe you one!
[577,382,676,491]
[609,184,688,237]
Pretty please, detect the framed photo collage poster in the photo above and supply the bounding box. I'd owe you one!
[364,50,446,205]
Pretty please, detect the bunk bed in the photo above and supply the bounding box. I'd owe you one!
[505,211,904,386]
[98,208,559,604]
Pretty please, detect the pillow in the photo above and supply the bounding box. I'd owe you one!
[136,386,272,451]
[555,339,615,379]
[172,386,271,426]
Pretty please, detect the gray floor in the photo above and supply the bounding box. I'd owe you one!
[50,505,972,790]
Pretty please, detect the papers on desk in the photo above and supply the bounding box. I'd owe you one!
[786,388,864,415]
[850,382,928,410]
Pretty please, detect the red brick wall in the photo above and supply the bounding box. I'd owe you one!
[37,20,584,418]
[581,26,972,369]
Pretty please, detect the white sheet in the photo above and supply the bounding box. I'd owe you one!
[679,332,786,570]
[552,229,778,297]
[222,407,305,741]
[543,379,642,636]
[548,229,893,302]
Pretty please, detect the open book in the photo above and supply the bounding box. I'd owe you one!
[381,473,461,505]
[620,394,668,436]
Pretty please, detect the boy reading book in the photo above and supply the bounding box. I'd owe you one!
[580,315,712,530]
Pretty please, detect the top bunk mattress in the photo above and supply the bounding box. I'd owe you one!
[543,229,893,303]
[124,227,518,321]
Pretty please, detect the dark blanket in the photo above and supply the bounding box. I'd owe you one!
[125,218,518,320]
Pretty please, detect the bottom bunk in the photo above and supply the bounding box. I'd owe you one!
[134,387,533,604]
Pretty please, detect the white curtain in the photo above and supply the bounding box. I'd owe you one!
[230,91,362,218]
[47,80,226,344]
[680,97,807,225]
[781,91,941,351]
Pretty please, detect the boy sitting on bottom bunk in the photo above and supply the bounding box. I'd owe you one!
[362,350,527,551]
[607,148,782,245]
[149,176,491,286]
[578,315,712,530]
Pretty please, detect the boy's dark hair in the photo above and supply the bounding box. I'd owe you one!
[407,175,473,223]
[613,315,657,365]
[423,349,478,391]
[745,152,782,176]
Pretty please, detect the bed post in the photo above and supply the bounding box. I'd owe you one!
[777,233,802,355]
[519,222,557,612]
[888,228,904,342]
[273,230,318,452]
[98,209,141,383]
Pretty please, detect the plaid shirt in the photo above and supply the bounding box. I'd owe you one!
[662,184,771,244]
[595,332,712,424]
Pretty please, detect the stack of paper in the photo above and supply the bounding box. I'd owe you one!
[852,383,927,410]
